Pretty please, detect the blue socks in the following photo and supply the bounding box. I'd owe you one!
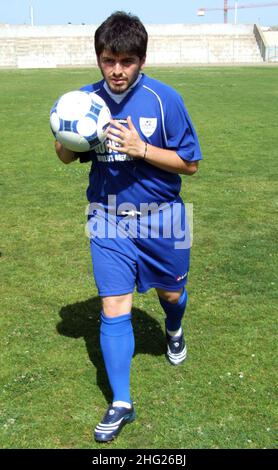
[159,288,188,333]
[100,312,134,406]
[100,290,187,405]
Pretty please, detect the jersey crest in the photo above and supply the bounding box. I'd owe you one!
[139,118,157,138]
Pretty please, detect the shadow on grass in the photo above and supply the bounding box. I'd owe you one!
[56,297,165,403]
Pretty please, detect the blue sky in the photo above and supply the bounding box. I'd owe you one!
[0,0,277,26]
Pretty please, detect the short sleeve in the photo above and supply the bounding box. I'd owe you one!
[165,93,202,162]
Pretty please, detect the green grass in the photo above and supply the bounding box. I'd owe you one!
[0,66,277,449]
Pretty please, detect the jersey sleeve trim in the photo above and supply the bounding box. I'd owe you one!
[142,85,168,144]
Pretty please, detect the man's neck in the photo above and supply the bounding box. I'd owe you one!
[103,74,142,104]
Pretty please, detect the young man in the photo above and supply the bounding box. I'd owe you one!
[55,11,202,442]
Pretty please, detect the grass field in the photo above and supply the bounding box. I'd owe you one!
[0,66,277,449]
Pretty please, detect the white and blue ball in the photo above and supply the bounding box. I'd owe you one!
[50,90,111,152]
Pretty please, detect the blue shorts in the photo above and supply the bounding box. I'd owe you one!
[87,202,191,296]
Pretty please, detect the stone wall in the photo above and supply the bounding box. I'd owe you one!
[0,23,264,68]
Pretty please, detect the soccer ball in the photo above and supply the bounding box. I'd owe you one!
[50,90,111,152]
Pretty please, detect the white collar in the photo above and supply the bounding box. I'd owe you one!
[103,74,142,104]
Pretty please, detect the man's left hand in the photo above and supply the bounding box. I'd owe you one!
[106,116,145,158]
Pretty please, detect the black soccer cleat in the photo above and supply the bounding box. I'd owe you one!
[166,329,187,365]
[94,405,136,442]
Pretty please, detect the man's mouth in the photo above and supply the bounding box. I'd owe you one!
[110,77,126,85]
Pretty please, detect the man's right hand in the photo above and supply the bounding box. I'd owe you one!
[55,141,78,164]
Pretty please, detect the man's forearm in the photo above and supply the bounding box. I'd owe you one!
[55,141,78,164]
[144,144,199,176]
[107,118,199,176]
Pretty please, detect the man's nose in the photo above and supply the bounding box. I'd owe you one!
[113,62,123,75]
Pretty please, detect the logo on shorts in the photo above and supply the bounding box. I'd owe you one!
[176,272,188,282]
[139,118,157,137]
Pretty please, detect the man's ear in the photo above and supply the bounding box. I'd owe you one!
[140,56,146,70]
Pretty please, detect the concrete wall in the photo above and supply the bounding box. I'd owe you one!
[262,29,278,62]
[262,29,278,45]
[0,23,264,68]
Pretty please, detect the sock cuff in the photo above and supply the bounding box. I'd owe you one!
[100,311,133,337]
[177,287,187,306]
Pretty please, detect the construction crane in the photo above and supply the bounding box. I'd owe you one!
[197,1,278,24]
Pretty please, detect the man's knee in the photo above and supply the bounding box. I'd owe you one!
[156,288,183,304]
[102,294,133,317]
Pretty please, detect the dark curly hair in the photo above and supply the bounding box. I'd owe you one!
[95,11,148,59]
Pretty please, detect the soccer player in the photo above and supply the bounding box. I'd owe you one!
[55,11,202,442]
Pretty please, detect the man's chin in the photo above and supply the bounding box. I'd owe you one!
[108,82,129,94]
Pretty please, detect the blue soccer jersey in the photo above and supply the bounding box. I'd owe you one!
[79,74,202,210]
